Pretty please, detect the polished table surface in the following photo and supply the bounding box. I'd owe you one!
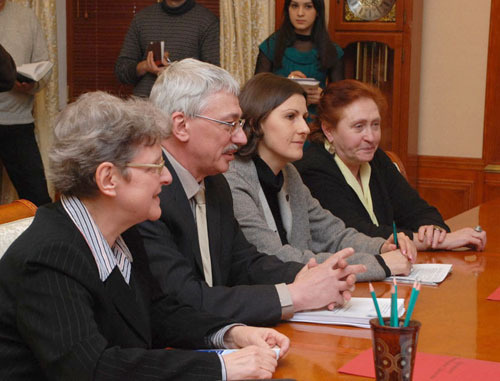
[273,198,500,380]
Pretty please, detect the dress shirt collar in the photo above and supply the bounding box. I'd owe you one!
[163,147,202,200]
[61,195,133,284]
[333,152,379,226]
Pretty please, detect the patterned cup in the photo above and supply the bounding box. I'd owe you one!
[370,318,421,381]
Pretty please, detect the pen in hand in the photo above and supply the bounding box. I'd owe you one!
[392,221,399,249]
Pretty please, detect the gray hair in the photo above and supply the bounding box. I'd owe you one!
[49,91,169,198]
[150,58,240,134]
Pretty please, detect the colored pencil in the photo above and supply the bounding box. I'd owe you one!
[392,221,399,248]
[404,281,421,327]
[369,282,384,326]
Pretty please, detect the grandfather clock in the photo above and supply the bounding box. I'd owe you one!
[329,0,423,185]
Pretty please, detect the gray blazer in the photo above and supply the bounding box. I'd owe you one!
[224,157,388,281]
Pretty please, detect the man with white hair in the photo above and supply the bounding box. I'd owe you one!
[138,58,365,326]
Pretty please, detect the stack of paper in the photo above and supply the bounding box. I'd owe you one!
[289,297,405,328]
[385,264,453,285]
[290,77,320,91]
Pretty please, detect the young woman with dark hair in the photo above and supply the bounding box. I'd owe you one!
[255,0,343,110]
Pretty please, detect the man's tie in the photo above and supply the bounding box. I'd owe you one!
[194,188,213,286]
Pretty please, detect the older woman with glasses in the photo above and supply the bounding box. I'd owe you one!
[295,79,486,251]
[0,91,289,380]
[224,73,416,282]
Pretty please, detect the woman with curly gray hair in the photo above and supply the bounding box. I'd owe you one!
[0,91,290,380]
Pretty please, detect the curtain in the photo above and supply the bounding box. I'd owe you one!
[1,0,59,203]
[220,0,275,86]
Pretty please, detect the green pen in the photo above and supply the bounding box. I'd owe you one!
[369,282,384,326]
[392,221,399,248]
[404,281,421,327]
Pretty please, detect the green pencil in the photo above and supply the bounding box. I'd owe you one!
[369,282,384,326]
[404,281,421,327]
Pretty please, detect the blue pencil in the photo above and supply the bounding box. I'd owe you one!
[404,281,421,327]
[369,282,384,326]
[392,221,399,248]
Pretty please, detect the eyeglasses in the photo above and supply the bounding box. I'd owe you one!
[125,158,165,175]
[194,114,245,135]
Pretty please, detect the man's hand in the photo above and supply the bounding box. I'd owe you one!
[222,326,289,380]
[223,345,278,380]
[288,248,366,312]
[382,232,417,262]
[136,51,170,77]
[380,250,412,275]
[224,326,290,356]
[13,80,35,94]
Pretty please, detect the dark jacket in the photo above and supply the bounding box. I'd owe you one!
[0,202,230,380]
[138,157,304,326]
[294,143,449,239]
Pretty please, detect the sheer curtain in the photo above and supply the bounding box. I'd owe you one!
[220,0,275,86]
[1,0,58,203]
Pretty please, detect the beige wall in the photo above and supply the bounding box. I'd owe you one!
[418,0,491,158]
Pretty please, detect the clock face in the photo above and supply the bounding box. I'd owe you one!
[346,0,396,21]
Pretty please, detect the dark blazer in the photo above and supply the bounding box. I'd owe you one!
[294,143,449,239]
[0,202,231,380]
[0,43,16,92]
[138,157,304,326]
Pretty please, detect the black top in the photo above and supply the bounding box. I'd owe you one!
[253,156,288,245]
[294,142,449,239]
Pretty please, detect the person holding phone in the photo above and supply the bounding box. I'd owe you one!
[116,0,219,97]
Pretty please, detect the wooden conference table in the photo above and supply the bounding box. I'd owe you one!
[273,198,500,380]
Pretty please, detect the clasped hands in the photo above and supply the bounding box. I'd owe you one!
[289,248,366,312]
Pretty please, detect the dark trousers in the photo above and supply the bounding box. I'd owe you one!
[0,123,51,206]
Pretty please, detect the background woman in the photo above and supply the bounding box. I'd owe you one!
[224,73,415,282]
[0,91,289,380]
[295,79,487,251]
[255,0,343,111]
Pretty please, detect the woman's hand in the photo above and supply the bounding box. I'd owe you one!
[380,250,412,276]
[438,227,487,251]
[306,86,322,105]
[287,70,306,79]
[381,232,417,262]
[414,225,447,249]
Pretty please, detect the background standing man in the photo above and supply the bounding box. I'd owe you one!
[0,0,51,206]
[115,0,219,97]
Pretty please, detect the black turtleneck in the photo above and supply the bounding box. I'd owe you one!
[295,33,312,42]
[161,0,195,15]
[253,156,288,245]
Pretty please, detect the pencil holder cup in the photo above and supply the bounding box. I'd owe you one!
[369,318,421,381]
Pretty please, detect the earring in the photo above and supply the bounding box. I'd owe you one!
[324,139,336,155]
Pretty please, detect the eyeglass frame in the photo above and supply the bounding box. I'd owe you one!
[125,158,165,175]
[193,114,245,135]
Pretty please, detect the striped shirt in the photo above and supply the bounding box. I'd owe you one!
[61,194,237,379]
[61,195,132,284]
